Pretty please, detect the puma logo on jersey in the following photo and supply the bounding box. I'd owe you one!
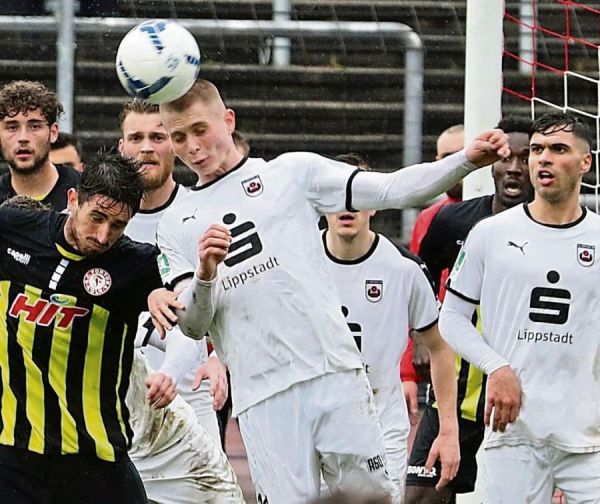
[181,209,199,224]
[7,247,30,265]
[508,240,527,254]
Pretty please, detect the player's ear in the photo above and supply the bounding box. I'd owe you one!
[49,123,59,144]
[225,108,236,134]
[580,152,592,175]
[66,188,78,213]
[117,138,124,154]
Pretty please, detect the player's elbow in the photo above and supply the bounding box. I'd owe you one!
[176,311,208,341]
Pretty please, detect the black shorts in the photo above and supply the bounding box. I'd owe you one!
[406,405,485,494]
[0,445,147,504]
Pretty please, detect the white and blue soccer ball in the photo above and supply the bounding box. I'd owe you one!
[116,19,201,104]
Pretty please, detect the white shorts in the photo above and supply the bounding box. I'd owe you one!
[238,369,400,504]
[132,406,244,504]
[197,408,222,446]
[375,385,409,498]
[482,443,600,504]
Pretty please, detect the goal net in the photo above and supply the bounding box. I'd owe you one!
[503,0,600,211]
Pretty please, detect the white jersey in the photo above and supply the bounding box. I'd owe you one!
[157,154,368,415]
[447,204,600,452]
[323,232,438,435]
[126,184,214,421]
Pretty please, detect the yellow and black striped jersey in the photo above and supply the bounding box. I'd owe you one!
[419,195,493,423]
[0,206,162,461]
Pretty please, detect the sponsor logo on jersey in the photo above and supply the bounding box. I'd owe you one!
[507,240,527,255]
[365,280,383,302]
[257,494,269,504]
[9,294,89,328]
[222,213,263,267]
[7,247,31,265]
[407,465,437,478]
[528,270,570,324]
[221,256,281,290]
[83,268,112,296]
[342,305,363,352]
[577,243,595,266]
[241,175,263,197]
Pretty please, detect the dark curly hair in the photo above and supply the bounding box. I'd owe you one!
[78,152,145,216]
[0,80,64,124]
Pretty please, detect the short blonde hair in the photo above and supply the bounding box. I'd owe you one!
[159,79,223,114]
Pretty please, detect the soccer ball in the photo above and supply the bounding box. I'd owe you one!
[116,19,201,104]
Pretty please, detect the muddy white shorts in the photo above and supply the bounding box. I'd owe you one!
[238,369,400,504]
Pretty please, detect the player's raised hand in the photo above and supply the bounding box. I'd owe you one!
[425,429,460,491]
[148,287,185,339]
[192,355,229,411]
[197,224,232,281]
[465,129,510,167]
[485,365,522,432]
[145,371,178,410]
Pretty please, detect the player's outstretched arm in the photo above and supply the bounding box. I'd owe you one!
[415,324,460,490]
[192,353,229,411]
[439,292,521,432]
[174,224,232,340]
[350,129,509,211]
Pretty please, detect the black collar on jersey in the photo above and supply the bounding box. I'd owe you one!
[52,212,85,261]
[322,230,380,265]
[523,202,587,229]
[137,184,181,214]
[191,156,249,191]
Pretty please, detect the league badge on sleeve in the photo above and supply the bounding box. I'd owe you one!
[577,243,595,267]
[241,175,263,197]
[365,280,383,302]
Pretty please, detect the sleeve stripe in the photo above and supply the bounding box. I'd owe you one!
[165,271,194,291]
[445,283,480,305]
[141,316,155,347]
[345,168,362,212]
[414,317,439,333]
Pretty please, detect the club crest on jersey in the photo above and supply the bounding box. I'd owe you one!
[577,243,595,267]
[241,175,263,197]
[83,268,112,296]
[365,280,383,302]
